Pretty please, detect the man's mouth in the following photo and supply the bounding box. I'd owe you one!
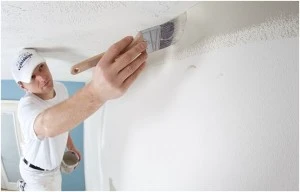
[43,80,49,87]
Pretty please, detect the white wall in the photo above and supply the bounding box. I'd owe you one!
[85,2,299,190]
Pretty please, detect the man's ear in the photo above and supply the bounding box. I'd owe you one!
[17,82,27,91]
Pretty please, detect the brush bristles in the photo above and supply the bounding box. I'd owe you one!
[160,22,175,49]
[140,11,187,53]
[159,12,187,49]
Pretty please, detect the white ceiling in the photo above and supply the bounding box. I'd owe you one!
[2,1,298,83]
[1,1,199,82]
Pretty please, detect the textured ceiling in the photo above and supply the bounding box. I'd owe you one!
[1,1,198,82]
[2,1,298,83]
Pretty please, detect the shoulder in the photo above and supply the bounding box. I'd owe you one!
[54,81,66,90]
[19,93,38,107]
[53,81,69,98]
[18,94,42,119]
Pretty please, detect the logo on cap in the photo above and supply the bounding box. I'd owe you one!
[16,52,33,71]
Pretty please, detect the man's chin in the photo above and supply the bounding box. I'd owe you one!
[45,80,53,88]
[43,84,54,92]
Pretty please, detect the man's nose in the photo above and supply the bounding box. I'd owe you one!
[36,74,46,82]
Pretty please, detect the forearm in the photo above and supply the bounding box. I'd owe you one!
[35,82,103,137]
[34,37,147,138]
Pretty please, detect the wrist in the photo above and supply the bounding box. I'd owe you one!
[86,82,105,106]
[67,145,75,150]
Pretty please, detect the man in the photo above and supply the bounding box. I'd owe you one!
[11,36,148,191]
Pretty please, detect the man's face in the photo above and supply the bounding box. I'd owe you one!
[21,63,54,96]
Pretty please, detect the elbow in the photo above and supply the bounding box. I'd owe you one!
[35,113,59,138]
[35,124,58,138]
[43,126,58,138]
[43,125,69,138]
[35,111,71,138]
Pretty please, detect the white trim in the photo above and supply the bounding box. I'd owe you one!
[1,100,24,156]
[1,100,21,190]
[1,100,19,104]
[84,105,106,190]
[99,103,106,190]
[1,161,18,190]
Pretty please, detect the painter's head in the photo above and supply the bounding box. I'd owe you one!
[11,48,54,97]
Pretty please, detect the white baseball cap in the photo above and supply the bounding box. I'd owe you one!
[11,48,46,83]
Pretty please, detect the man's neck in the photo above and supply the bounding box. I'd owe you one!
[35,89,56,100]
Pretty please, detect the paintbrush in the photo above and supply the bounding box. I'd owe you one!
[70,12,187,75]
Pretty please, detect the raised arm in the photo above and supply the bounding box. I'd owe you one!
[34,36,148,137]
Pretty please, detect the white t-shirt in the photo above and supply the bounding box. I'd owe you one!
[18,81,69,170]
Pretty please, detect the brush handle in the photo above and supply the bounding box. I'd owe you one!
[71,33,142,75]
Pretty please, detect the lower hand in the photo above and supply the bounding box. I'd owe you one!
[69,147,81,161]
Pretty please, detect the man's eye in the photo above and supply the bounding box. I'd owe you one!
[31,75,36,79]
[38,64,44,72]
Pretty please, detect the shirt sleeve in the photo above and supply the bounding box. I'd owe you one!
[18,97,44,141]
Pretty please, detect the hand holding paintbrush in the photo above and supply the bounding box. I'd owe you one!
[71,12,187,75]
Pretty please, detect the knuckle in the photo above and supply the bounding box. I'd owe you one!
[126,65,133,73]
[109,44,121,54]
[138,42,146,50]
[134,45,143,53]
[141,53,147,60]
[136,53,147,63]
[130,73,138,83]
[121,54,132,63]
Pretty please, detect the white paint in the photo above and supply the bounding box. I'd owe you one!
[84,2,298,191]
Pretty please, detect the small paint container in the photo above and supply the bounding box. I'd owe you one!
[60,150,80,174]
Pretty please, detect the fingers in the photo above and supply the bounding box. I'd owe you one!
[114,41,147,71]
[91,35,148,103]
[117,51,147,82]
[101,36,134,64]
[122,62,146,91]
[119,32,144,55]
